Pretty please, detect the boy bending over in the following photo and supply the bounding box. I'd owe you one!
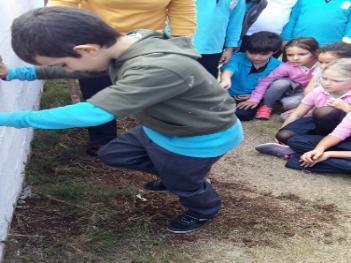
[0,7,243,233]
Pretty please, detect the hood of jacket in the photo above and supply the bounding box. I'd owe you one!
[114,29,201,65]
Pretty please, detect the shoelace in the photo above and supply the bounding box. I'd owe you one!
[179,214,207,224]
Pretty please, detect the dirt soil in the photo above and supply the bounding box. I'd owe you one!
[4,116,351,263]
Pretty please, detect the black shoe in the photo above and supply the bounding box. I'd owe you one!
[167,212,211,234]
[144,180,168,192]
[86,144,101,157]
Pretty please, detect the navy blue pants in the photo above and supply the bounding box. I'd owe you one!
[79,75,117,145]
[286,135,351,174]
[97,125,222,218]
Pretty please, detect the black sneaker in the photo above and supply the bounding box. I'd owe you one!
[167,212,210,234]
[144,180,168,192]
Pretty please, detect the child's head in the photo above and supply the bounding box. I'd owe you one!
[11,7,121,70]
[245,31,282,65]
[318,42,351,69]
[321,58,351,96]
[246,31,282,54]
[283,37,319,67]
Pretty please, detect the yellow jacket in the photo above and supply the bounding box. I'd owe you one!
[48,0,195,36]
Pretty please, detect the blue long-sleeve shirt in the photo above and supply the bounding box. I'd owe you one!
[1,66,243,157]
[222,52,282,96]
[194,0,246,54]
[281,0,351,47]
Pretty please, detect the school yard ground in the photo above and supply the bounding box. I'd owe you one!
[3,80,351,263]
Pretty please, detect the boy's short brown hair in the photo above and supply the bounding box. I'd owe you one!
[11,6,121,64]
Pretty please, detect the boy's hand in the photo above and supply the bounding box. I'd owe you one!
[237,100,258,110]
[219,78,232,90]
[327,98,351,113]
[0,56,8,79]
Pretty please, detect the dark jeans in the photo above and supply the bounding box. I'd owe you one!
[79,75,117,145]
[286,135,351,174]
[198,53,222,78]
[97,125,222,218]
[277,107,347,144]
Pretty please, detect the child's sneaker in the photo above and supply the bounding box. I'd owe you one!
[255,143,294,159]
[144,180,168,192]
[167,212,211,234]
[255,105,272,120]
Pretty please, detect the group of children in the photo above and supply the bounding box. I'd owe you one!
[0,2,351,235]
[218,31,351,174]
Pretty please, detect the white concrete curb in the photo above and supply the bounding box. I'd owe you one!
[0,1,43,260]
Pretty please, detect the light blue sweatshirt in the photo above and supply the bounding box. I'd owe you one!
[194,0,246,54]
[1,67,243,157]
[222,52,282,96]
[281,0,351,47]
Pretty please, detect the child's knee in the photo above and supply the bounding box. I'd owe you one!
[276,129,296,144]
[96,144,119,166]
[270,78,291,90]
[313,106,346,121]
[313,106,346,134]
[281,93,303,110]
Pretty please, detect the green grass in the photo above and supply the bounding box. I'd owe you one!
[3,80,190,262]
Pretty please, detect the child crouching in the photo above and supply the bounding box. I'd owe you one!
[0,6,244,234]
[220,31,282,121]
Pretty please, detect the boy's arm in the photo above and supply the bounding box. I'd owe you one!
[167,0,196,36]
[4,67,37,81]
[0,102,115,129]
[88,66,193,118]
[1,64,107,81]
[219,70,233,89]
[35,65,108,79]
[280,1,300,41]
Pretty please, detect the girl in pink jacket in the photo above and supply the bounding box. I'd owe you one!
[238,37,319,119]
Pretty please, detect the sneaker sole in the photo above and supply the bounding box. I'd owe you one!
[166,222,209,234]
[143,181,168,193]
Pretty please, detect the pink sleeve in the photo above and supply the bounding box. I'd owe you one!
[249,64,289,103]
[301,87,321,106]
[330,113,351,140]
